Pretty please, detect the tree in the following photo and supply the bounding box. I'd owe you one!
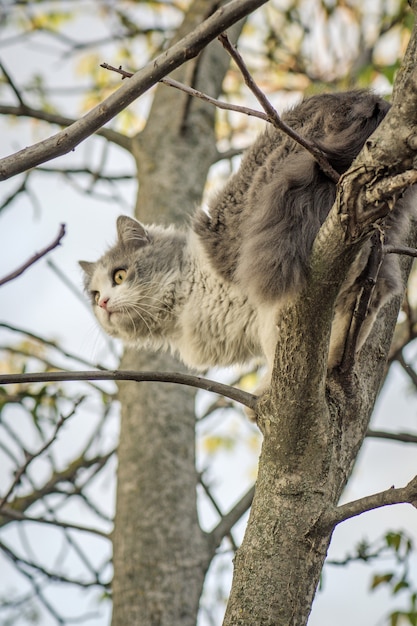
[1,1,417,625]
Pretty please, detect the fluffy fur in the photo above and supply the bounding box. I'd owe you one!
[80,90,415,388]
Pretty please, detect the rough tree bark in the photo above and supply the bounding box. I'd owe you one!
[223,4,417,624]
[111,3,248,625]
[2,0,416,624]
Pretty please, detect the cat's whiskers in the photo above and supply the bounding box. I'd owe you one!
[123,305,140,336]
[128,285,174,315]
[119,299,157,337]
[135,287,176,314]
[128,302,161,329]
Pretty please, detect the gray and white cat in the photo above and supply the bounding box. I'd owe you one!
[80,90,415,392]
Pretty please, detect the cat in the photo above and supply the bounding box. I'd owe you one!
[79,90,415,399]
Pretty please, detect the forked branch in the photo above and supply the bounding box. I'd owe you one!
[217,32,340,182]
[0,0,269,180]
[101,30,341,184]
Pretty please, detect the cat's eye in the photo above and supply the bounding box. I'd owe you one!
[93,292,100,304]
[113,268,127,285]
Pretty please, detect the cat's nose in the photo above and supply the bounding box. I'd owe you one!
[98,297,109,310]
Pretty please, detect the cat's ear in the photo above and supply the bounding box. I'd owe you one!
[116,216,150,246]
[79,260,95,277]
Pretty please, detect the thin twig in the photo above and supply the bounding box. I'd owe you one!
[0,538,110,587]
[199,474,238,550]
[217,32,340,183]
[385,244,417,257]
[100,62,270,123]
[0,0,269,180]
[0,224,66,287]
[367,429,417,445]
[0,369,258,410]
[396,350,417,388]
[0,408,69,508]
[209,485,255,552]
[101,56,340,183]
[0,508,110,539]
[0,321,110,372]
[0,103,131,152]
[0,60,26,107]
[323,474,417,529]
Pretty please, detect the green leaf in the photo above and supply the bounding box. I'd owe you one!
[371,572,394,590]
[386,532,403,552]
[407,611,417,626]
[393,580,409,595]
[390,611,400,626]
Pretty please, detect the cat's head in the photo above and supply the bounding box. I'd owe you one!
[79,215,182,344]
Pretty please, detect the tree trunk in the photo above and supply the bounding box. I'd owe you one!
[223,8,417,617]
[111,2,417,624]
[111,3,245,624]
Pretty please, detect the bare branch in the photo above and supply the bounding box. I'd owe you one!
[0,103,131,151]
[1,449,116,525]
[1,541,101,624]
[367,429,417,445]
[0,172,30,214]
[0,401,71,509]
[396,351,417,389]
[0,537,109,588]
[101,52,340,184]
[208,485,255,552]
[35,165,134,181]
[199,474,238,550]
[0,224,66,287]
[385,244,417,257]
[324,475,417,529]
[0,60,26,107]
[0,0,269,180]
[365,168,417,207]
[101,62,270,123]
[0,509,110,539]
[0,322,110,371]
[0,369,257,410]
[217,32,340,183]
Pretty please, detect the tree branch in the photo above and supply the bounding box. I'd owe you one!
[217,32,340,183]
[0,399,72,509]
[101,62,270,123]
[0,508,110,539]
[0,0,269,180]
[367,429,417,445]
[0,103,131,151]
[0,538,109,588]
[0,369,257,410]
[101,39,341,184]
[208,485,255,552]
[385,244,417,257]
[396,351,417,389]
[0,60,26,107]
[324,475,417,529]
[0,449,116,525]
[199,474,238,550]
[0,322,110,372]
[0,224,66,287]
